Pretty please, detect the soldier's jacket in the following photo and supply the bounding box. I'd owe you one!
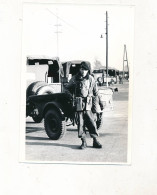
[65,73,98,97]
[65,73,103,111]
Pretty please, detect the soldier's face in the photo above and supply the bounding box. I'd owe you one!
[80,68,88,77]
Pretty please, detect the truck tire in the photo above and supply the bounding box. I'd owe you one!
[32,115,43,123]
[36,85,54,95]
[44,109,66,140]
[96,113,103,130]
[26,81,48,99]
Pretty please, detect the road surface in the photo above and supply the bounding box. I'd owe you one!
[25,82,129,164]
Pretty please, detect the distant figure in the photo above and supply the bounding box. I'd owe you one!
[119,75,123,84]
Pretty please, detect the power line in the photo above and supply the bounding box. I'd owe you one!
[46,8,79,56]
[46,8,78,31]
[54,9,62,57]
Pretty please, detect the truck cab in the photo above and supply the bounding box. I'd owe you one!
[26,55,62,93]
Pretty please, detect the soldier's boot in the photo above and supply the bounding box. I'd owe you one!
[93,137,102,148]
[80,138,87,149]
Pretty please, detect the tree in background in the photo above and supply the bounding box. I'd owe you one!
[93,58,103,69]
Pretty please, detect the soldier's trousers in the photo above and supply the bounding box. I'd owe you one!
[77,111,99,138]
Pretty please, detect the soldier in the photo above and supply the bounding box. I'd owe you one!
[65,61,104,149]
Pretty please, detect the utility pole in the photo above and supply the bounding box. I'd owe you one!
[106,11,108,87]
[47,8,77,58]
[54,9,62,57]
[123,44,129,81]
[100,11,109,87]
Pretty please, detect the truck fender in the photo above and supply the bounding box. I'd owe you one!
[43,102,65,120]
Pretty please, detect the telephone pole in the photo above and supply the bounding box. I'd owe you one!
[123,44,129,81]
[47,8,78,57]
[106,11,109,87]
[47,8,62,57]
[54,9,62,57]
[100,11,109,87]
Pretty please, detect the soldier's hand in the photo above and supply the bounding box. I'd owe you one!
[65,91,73,101]
[99,102,104,110]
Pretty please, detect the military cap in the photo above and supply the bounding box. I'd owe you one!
[80,61,90,71]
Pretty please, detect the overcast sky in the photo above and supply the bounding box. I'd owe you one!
[23,3,134,70]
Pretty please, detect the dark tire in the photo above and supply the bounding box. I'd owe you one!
[44,109,66,140]
[32,115,43,123]
[26,81,48,99]
[96,113,103,130]
[36,85,54,95]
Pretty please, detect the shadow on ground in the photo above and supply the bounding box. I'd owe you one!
[26,136,49,141]
[99,132,127,137]
[26,127,44,133]
[26,141,80,150]
[66,128,77,132]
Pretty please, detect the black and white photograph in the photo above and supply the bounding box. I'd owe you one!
[1,0,157,194]
[22,3,134,163]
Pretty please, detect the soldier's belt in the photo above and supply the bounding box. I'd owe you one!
[75,96,92,111]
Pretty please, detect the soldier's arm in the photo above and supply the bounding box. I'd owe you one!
[64,76,76,97]
[92,78,104,110]
[98,94,104,110]
[92,78,99,96]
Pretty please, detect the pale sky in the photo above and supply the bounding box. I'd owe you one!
[23,3,134,70]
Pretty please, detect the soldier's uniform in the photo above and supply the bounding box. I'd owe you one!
[65,62,103,149]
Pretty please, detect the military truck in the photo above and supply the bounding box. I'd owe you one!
[26,58,103,140]
[93,68,119,86]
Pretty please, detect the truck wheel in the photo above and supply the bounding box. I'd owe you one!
[36,85,54,95]
[26,81,47,99]
[96,113,103,130]
[44,109,66,140]
[32,115,43,123]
